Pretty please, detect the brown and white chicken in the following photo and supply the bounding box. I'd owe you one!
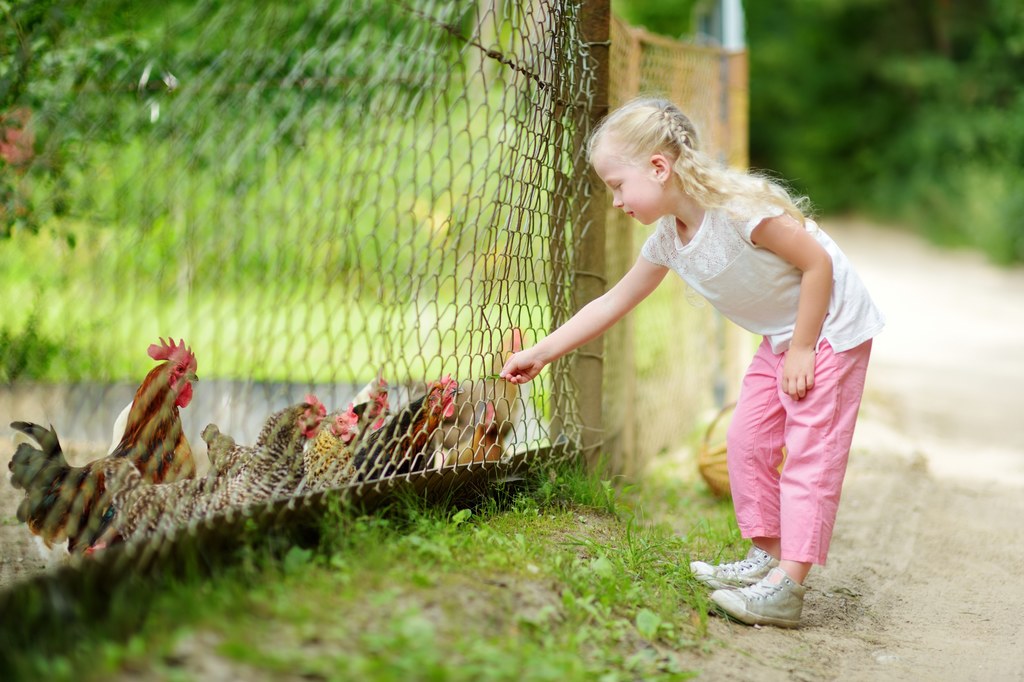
[351,375,459,480]
[7,337,199,553]
[438,327,523,465]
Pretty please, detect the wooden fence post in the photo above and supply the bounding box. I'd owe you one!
[576,0,611,470]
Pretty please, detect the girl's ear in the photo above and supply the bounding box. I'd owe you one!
[650,153,672,182]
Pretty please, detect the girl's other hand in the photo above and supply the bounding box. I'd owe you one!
[782,346,816,400]
[499,348,546,385]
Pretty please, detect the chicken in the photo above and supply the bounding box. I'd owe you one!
[107,337,199,482]
[462,400,504,464]
[439,327,524,465]
[7,337,199,552]
[304,376,390,490]
[204,395,325,500]
[205,395,324,480]
[7,422,136,552]
[93,398,326,547]
[350,375,459,481]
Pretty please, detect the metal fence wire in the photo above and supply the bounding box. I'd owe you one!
[0,1,747,600]
[1,0,597,591]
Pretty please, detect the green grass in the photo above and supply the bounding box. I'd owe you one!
[1,459,741,681]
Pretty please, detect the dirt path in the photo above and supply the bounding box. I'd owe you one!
[691,219,1024,681]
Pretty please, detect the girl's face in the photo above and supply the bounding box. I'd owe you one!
[590,139,672,225]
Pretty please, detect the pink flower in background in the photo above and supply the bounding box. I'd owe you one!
[0,108,35,169]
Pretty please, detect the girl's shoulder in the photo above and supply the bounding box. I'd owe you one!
[719,198,786,240]
[644,215,680,245]
[640,216,680,266]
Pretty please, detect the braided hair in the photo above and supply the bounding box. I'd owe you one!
[587,97,809,224]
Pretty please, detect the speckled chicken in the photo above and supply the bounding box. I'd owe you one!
[93,398,326,547]
[204,395,325,502]
[304,375,390,490]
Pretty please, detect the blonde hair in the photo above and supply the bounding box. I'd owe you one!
[587,97,810,224]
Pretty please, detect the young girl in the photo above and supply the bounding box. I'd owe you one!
[500,97,884,628]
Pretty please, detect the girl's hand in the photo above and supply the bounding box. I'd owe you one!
[499,348,546,385]
[782,346,816,400]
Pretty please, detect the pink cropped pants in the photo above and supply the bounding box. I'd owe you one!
[726,338,872,566]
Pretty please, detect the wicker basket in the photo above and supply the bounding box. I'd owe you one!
[697,402,735,498]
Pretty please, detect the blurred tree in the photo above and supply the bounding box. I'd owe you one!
[0,1,163,237]
[613,0,1024,262]
[611,0,699,38]
[745,0,1024,262]
[0,0,474,239]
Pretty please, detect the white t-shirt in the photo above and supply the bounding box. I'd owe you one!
[639,202,885,354]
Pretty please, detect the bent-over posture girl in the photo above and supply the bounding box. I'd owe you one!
[500,97,885,628]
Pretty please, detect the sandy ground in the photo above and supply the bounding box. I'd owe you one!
[687,219,1024,681]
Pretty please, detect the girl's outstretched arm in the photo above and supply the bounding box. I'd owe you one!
[751,214,834,400]
[500,256,668,384]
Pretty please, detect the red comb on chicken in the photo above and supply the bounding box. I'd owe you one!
[111,337,199,483]
[304,376,391,490]
[351,374,459,480]
[299,394,327,439]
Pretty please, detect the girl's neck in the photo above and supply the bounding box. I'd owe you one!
[672,201,705,237]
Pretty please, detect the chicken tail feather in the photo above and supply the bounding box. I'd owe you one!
[9,421,69,492]
[8,421,77,547]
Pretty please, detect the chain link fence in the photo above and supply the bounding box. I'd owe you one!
[0,1,747,603]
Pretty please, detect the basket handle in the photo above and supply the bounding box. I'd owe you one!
[702,401,737,449]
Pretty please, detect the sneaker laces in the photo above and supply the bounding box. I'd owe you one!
[717,551,768,577]
[736,579,784,601]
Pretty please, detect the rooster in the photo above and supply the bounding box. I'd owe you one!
[93,398,326,547]
[304,374,390,490]
[7,337,199,552]
[106,337,199,482]
[350,374,459,481]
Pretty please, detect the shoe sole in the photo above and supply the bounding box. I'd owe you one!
[695,575,759,590]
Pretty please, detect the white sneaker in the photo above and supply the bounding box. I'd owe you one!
[711,567,806,628]
[690,546,779,590]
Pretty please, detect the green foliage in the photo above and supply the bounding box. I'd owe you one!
[612,0,1024,262]
[0,0,475,237]
[516,457,624,516]
[0,308,83,381]
[0,0,564,382]
[742,0,1024,262]
[611,0,699,38]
